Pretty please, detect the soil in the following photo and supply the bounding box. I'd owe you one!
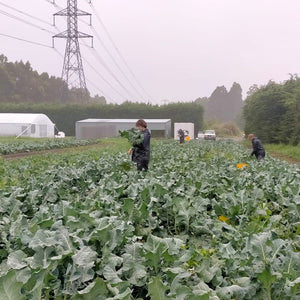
[1,143,112,161]
[267,151,300,168]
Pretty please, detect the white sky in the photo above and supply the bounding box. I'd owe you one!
[1,0,300,104]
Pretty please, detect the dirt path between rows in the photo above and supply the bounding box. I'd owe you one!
[1,143,112,161]
[267,151,300,168]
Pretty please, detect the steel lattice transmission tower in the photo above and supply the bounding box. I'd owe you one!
[53,0,93,95]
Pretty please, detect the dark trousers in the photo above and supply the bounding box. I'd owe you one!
[256,151,265,161]
[137,159,149,171]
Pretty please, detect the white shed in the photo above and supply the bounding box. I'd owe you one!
[75,119,172,139]
[174,122,194,140]
[0,113,55,138]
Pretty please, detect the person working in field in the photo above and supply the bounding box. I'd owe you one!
[248,133,265,161]
[128,119,151,171]
[178,128,185,144]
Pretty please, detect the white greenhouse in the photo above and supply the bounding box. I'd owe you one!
[75,119,172,139]
[0,113,55,138]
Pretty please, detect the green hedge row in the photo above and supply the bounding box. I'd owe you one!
[0,102,204,137]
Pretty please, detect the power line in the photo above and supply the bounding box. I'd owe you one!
[46,0,62,9]
[0,9,56,35]
[90,26,148,102]
[0,32,52,48]
[87,2,153,101]
[0,1,52,26]
[45,0,60,7]
[85,78,113,103]
[82,54,128,100]
[86,45,138,101]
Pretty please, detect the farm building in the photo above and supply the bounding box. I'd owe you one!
[174,122,195,140]
[0,113,55,138]
[75,119,172,139]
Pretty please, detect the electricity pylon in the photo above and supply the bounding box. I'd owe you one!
[53,0,93,96]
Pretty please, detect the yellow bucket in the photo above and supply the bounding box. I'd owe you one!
[237,163,248,169]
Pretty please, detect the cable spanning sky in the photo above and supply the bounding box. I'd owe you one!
[1,0,300,104]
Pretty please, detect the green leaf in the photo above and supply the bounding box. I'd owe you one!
[7,250,27,270]
[147,276,169,300]
[72,278,110,300]
[72,246,97,268]
[287,277,300,298]
[103,265,122,284]
[122,243,147,286]
[23,270,46,300]
[257,267,277,296]
[217,284,256,300]
[0,270,25,300]
[119,129,143,146]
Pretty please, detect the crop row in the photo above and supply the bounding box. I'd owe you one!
[0,140,299,299]
[0,138,97,155]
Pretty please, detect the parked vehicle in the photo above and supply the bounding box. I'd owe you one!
[204,130,216,140]
[197,131,205,139]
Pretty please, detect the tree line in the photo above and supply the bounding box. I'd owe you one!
[0,54,106,104]
[244,76,300,145]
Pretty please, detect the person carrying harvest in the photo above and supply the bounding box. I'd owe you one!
[128,119,151,171]
[248,133,265,161]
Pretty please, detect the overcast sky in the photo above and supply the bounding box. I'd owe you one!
[1,0,300,104]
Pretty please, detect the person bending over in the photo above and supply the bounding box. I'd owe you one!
[248,133,265,161]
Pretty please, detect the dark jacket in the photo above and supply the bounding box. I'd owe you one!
[178,129,185,143]
[251,137,265,158]
[132,128,151,163]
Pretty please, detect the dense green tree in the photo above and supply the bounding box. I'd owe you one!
[244,76,300,145]
[246,84,259,97]
[0,67,15,100]
[0,54,104,104]
[91,94,107,104]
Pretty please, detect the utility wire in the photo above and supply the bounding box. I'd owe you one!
[45,0,61,8]
[80,1,145,101]
[82,40,138,101]
[85,78,114,103]
[52,19,125,100]
[90,26,147,102]
[87,2,153,101]
[80,49,128,100]
[0,1,52,26]
[0,9,56,35]
[0,32,52,48]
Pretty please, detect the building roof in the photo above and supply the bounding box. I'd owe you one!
[0,113,54,124]
[77,118,171,123]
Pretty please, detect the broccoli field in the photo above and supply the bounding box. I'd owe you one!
[0,139,299,299]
